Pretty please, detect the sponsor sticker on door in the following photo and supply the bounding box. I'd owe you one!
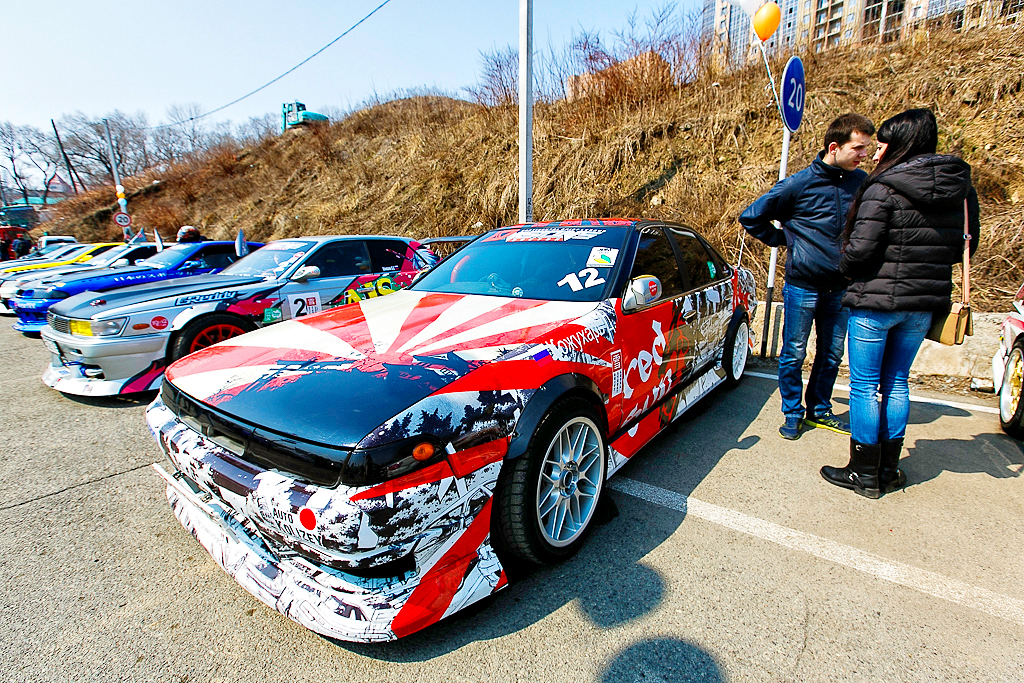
[288,292,321,318]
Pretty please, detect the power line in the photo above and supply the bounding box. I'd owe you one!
[149,0,395,131]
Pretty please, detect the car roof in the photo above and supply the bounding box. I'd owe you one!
[501,218,641,229]
[270,235,418,244]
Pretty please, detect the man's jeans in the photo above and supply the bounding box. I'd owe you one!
[779,283,849,421]
[847,309,932,444]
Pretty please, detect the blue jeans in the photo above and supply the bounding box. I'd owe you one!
[847,309,932,444]
[779,283,849,420]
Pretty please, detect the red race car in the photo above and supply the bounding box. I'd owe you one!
[148,219,757,641]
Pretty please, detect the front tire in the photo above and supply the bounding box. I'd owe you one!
[495,397,606,566]
[999,337,1024,438]
[170,314,254,361]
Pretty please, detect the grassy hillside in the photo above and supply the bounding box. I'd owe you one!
[42,24,1024,310]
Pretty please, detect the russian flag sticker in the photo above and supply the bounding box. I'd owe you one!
[532,348,553,366]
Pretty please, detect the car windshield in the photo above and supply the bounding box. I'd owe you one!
[138,243,197,269]
[83,245,133,268]
[43,244,92,261]
[38,244,79,258]
[220,240,315,278]
[413,225,630,301]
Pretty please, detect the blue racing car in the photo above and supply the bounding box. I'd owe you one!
[10,239,263,333]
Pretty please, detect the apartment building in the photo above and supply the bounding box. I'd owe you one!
[702,0,1020,63]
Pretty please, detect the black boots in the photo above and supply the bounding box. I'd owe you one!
[820,440,882,498]
[879,438,907,494]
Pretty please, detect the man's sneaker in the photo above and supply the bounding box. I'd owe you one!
[804,411,851,435]
[779,416,803,440]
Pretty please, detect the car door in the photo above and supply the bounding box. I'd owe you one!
[281,240,374,319]
[667,227,734,370]
[615,225,690,430]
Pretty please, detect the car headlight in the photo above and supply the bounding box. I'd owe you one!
[341,435,445,487]
[69,317,127,337]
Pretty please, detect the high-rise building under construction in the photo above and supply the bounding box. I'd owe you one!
[701,0,1020,64]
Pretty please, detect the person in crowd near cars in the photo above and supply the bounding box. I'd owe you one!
[740,113,875,440]
[821,108,980,499]
[176,225,205,243]
[0,239,9,261]
[13,235,32,258]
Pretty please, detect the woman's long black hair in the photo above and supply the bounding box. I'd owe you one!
[842,108,939,244]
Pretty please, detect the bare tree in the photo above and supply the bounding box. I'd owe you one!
[236,112,280,143]
[58,110,151,186]
[466,46,519,106]
[19,127,62,204]
[0,122,32,204]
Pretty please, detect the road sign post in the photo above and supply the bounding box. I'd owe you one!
[760,55,804,358]
[113,211,132,240]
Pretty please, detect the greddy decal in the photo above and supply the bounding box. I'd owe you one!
[176,290,238,306]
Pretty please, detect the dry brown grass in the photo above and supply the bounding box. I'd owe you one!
[40,24,1024,310]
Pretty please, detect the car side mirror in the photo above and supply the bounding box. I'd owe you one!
[622,275,663,312]
[112,258,130,268]
[182,260,202,270]
[291,265,321,282]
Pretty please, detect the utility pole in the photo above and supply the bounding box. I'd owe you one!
[103,118,130,239]
[518,0,533,224]
[102,118,123,192]
[51,119,79,195]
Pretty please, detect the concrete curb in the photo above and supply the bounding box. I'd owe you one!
[751,302,1003,380]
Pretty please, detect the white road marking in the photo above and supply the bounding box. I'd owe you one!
[744,370,1000,415]
[610,477,1024,626]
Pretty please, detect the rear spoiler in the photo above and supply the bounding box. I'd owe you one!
[420,236,476,248]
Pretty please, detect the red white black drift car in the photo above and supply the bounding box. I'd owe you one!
[148,219,757,642]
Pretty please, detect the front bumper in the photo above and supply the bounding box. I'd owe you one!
[40,326,169,396]
[10,297,56,332]
[145,396,508,642]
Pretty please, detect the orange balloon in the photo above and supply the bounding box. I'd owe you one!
[753,2,782,41]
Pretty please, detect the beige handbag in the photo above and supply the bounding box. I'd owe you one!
[926,198,973,345]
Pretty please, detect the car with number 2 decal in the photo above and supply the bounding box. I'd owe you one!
[146,218,757,643]
[41,235,437,397]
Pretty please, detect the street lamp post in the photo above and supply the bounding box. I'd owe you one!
[518,0,533,224]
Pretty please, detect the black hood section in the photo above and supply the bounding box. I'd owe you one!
[876,154,972,206]
[50,273,267,318]
[189,354,477,449]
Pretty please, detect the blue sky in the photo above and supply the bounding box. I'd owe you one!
[2,0,701,131]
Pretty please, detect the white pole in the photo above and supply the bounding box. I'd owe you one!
[518,0,533,224]
[103,119,132,239]
[102,119,122,190]
[760,126,791,357]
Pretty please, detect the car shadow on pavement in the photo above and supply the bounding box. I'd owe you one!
[57,390,158,410]
[598,637,726,683]
[830,394,974,427]
[342,375,775,662]
[901,431,1024,486]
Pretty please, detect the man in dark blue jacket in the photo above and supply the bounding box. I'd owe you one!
[740,113,874,440]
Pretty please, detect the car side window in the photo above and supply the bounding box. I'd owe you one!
[130,246,158,262]
[668,229,719,291]
[303,242,373,278]
[628,227,685,300]
[194,245,239,270]
[366,239,408,272]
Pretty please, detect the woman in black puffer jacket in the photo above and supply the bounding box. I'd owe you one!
[820,108,980,498]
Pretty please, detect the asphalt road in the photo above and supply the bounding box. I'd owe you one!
[1,320,1022,682]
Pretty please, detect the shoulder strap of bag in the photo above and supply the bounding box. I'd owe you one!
[962,198,971,305]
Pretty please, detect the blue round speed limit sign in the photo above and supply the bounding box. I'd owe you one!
[781,56,805,132]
